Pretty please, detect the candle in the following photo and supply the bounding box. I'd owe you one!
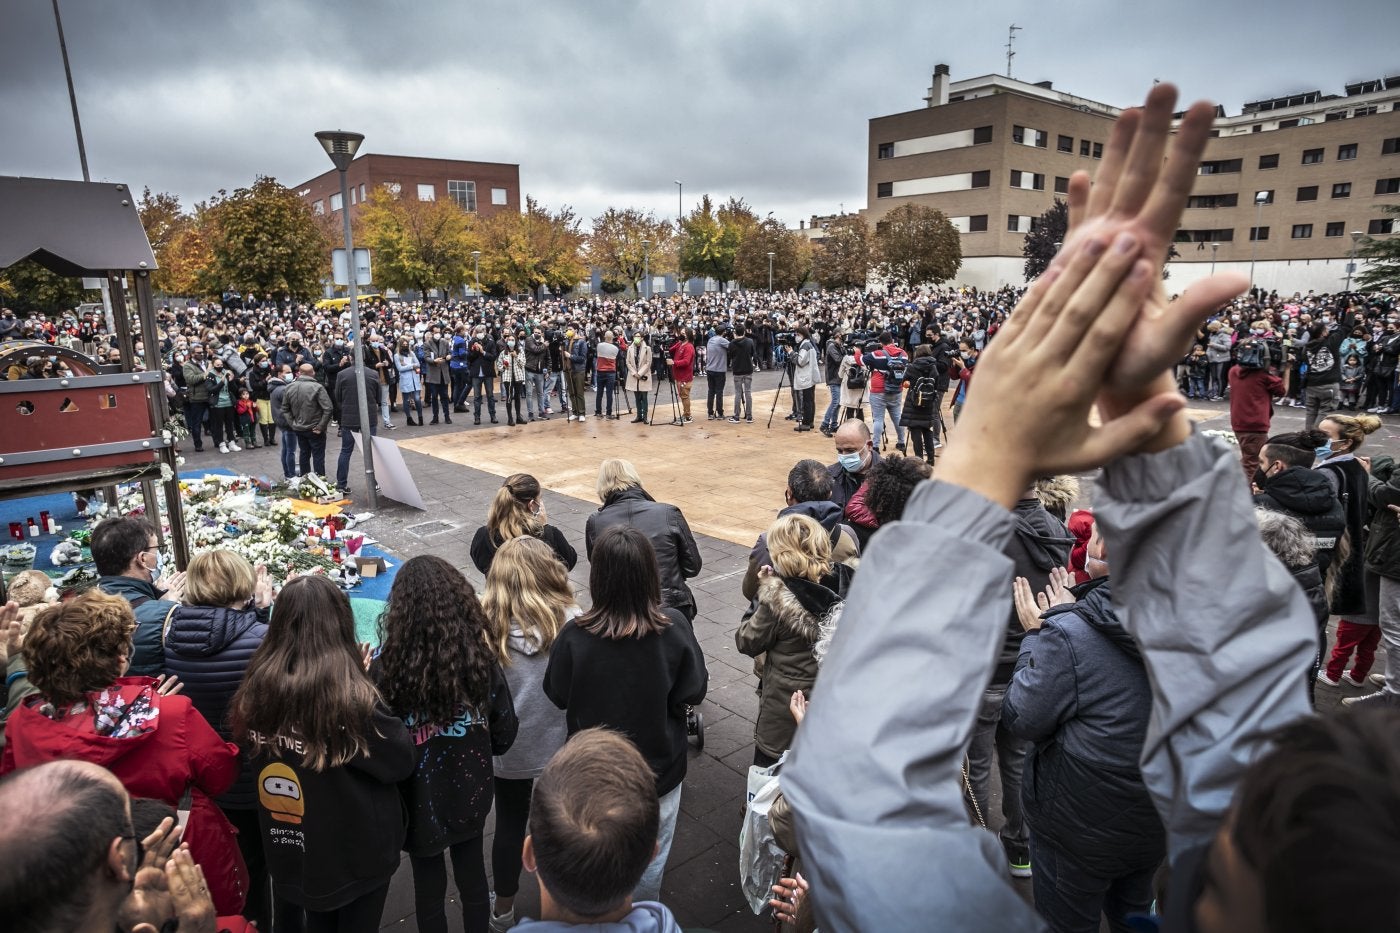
[7,522,22,542]
[27,518,39,538]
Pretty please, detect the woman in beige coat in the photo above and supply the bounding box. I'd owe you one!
[625,334,654,424]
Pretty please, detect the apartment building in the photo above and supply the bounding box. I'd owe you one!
[866,66,1400,292]
[293,153,521,221]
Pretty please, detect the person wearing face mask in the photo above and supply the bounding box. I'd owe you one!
[1365,318,1400,413]
[395,338,424,426]
[626,332,653,424]
[268,364,298,479]
[1204,321,1233,401]
[90,516,187,677]
[180,344,214,453]
[497,334,528,426]
[826,420,879,509]
[247,353,278,448]
[1226,336,1287,486]
[470,473,577,574]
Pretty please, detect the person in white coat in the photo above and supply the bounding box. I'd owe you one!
[792,325,820,433]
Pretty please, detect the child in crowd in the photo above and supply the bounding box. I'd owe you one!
[1341,353,1365,410]
[235,387,258,448]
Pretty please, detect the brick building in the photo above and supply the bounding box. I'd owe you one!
[866,66,1400,292]
[294,153,521,222]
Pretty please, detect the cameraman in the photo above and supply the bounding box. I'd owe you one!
[1228,335,1289,485]
[668,329,696,423]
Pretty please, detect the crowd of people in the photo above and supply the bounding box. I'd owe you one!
[3,81,1400,933]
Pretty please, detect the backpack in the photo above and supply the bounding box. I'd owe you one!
[911,376,939,407]
[846,361,868,390]
[885,353,909,385]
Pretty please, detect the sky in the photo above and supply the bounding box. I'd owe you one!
[2,0,1397,228]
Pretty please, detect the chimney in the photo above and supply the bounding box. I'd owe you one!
[799,220,806,230]
[925,63,951,107]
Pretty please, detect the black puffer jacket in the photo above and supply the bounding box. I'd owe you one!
[993,500,1073,684]
[1317,457,1370,615]
[585,486,703,619]
[898,356,943,429]
[1365,469,1400,581]
[1254,466,1347,575]
[163,604,268,809]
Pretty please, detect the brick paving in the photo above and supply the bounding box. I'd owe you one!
[176,372,1386,930]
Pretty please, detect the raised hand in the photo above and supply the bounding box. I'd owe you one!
[1012,577,1046,633]
[1,601,21,664]
[1045,567,1076,607]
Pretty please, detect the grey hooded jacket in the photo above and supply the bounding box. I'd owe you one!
[783,431,1315,932]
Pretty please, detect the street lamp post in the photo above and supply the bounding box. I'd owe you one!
[641,239,650,301]
[471,249,481,300]
[767,252,775,292]
[1210,241,1219,275]
[674,181,684,295]
[1346,231,1363,291]
[1248,190,1268,296]
[314,129,377,509]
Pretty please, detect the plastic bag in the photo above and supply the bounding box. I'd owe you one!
[739,772,787,914]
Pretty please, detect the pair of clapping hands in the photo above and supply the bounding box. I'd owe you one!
[939,84,1250,509]
[119,816,219,933]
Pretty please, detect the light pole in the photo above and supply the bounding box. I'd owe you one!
[1346,230,1363,291]
[1210,241,1218,275]
[471,249,481,301]
[314,129,377,509]
[641,239,650,301]
[767,251,775,292]
[674,181,684,295]
[674,180,682,223]
[1248,190,1268,296]
[51,0,88,182]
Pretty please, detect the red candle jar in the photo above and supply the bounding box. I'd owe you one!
[7,522,22,541]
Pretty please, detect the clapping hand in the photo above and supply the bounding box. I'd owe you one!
[253,563,275,609]
[1,601,21,665]
[1045,566,1076,607]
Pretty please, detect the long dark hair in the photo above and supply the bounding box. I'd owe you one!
[576,526,670,640]
[375,555,495,726]
[230,575,379,771]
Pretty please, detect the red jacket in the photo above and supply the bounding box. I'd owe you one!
[669,340,696,383]
[1,677,245,914]
[1227,365,1285,434]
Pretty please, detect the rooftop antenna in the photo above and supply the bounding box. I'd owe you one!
[1006,24,1022,79]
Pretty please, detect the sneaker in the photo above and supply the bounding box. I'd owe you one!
[218,442,229,454]
[1341,690,1394,708]
[1370,672,1387,687]
[933,439,944,449]
[1002,838,1032,878]
[489,906,516,932]
[746,417,754,424]
[227,441,241,452]
[578,414,586,422]
[726,416,741,423]
[1317,670,1342,687]
[683,416,693,423]
[1341,671,1368,687]
[567,414,576,422]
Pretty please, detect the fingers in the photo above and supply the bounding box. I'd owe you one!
[1035,591,1051,611]
[1138,101,1219,251]
[1152,272,1251,358]
[1078,392,1187,467]
[1066,171,1092,233]
[156,674,185,697]
[1085,107,1143,223]
[1041,234,1146,362]
[1066,256,1157,373]
[141,816,181,867]
[1108,84,1179,221]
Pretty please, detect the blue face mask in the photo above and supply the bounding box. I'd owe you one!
[1315,441,1334,460]
[837,451,865,473]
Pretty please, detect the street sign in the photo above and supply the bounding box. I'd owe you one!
[331,248,372,286]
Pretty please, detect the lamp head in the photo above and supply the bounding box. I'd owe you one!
[471,250,481,259]
[1351,230,1364,243]
[315,130,365,172]
[1254,190,1269,204]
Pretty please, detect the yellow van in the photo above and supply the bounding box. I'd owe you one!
[314,294,382,311]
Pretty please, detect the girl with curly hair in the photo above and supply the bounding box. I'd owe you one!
[480,536,581,930]
[373,555,518,933]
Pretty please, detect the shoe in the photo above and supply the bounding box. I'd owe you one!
[193,446,203,453]
[1317,670,1342,687]
[429,418,439,425]
[227,441,241,452]
[933,439,944,449]
[444,416,452,424]
[1370,672,1387,687]
[746,417,754,423]
[785,413,797,421]
[631,417,644,423]
[474,418,482,425]
[1002,838,1032,878]
[683,416,693,423]
[218,442,229,454]
[491,417,498,424]
[1342,671,1368,687]
[386,423,396,430]
[1341,690,1394,708]
[579,414,586,422]
[489,907,516,932]
[895,443,907,455]
[727,416,741,423]
[567,414,576,422]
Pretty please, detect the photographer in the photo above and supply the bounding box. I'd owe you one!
[821,331,845,436]
[792,325,820,433]
[668,329,696,423]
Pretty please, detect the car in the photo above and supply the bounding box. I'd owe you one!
[314,294,382,311]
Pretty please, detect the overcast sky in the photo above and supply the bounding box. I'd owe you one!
[2,0,1396,228]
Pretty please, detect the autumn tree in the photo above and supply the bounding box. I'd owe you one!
[874,204,962,287]
[734,218,811,291]
[156,214,214,297]
[356,186,479,296]
[587,208,676,296]
[198,176,329,301]
[0,258,90,314]
[679,195,757,290]
[1356,206,1400,291]
[811,214,872,290]
[1022,199,1069,282]
[477,196,587,296]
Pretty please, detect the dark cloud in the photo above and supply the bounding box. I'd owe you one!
[2,0,1395,226]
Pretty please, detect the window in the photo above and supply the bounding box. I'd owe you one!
[1385,137,1400,155]
[1250,226,1270,241]
[1332,182,1352,199]
[1301,148,1324,165]
[1009,171,1045,190]
[359,183,367,202]
[1297,186,1318,202]
[1080,139,1091,156]
[1377,178,1400,195]
[1292,224,1313,239]
[1199,159,1242,175]
[491,187,508,206]
[876,181,892,198]
[1371,218,1396,235]
[448,180,477,211]
[1007,214,1024,232]
[1280,119,1300,129]
[1012,125,1025,144]
[1092,142,1103,159]
[416,183,435,201]
[1009,170,1021,187]
[1338,143,1358,161]
[970,170,991,188]
[967,214,988,233]
[1326,111,1348,122]
[1012,125,1045,146]
[1326,222,1346,237]
[349,186,357,205]
[1057,134,1073,153]
[1354,106,1378,118]
[312,199,324,215]
[877,142,894,159]
[1258,153,1279,169]
[1173,229,1235,244]
[1186,193,1240,209]
[329,192,343,212]
[972,125,993,144]
[1054,175,1069,194]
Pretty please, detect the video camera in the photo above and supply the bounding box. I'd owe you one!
[774,331,797,347]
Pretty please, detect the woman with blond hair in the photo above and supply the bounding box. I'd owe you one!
[164,548,275,930]
[480,536,581,931]
[736,513,851,768]
[469,473,577,574]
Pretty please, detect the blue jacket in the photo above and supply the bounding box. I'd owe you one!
[98,575,178,678]
[163,604,269,808]
[449,334,470,371]
[1002,579,1164,875]
[568,337,588,371]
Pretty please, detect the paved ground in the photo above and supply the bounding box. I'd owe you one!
[178,371,1389,930]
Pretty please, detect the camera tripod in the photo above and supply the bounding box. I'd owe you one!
[648,349,684,427]
[765,355,796,429]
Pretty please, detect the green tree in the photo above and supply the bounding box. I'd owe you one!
[199,176,329,301]
[734,218,811,291]
[811,214,872,290]
[0,258,90,314]
[478,196,587,296]
[356,186,479,297]
[874,204,962,287]
[679,195,757,289]
[1022,199,1069,282]
[586,207,676,296]
[1356,206,1400,291]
